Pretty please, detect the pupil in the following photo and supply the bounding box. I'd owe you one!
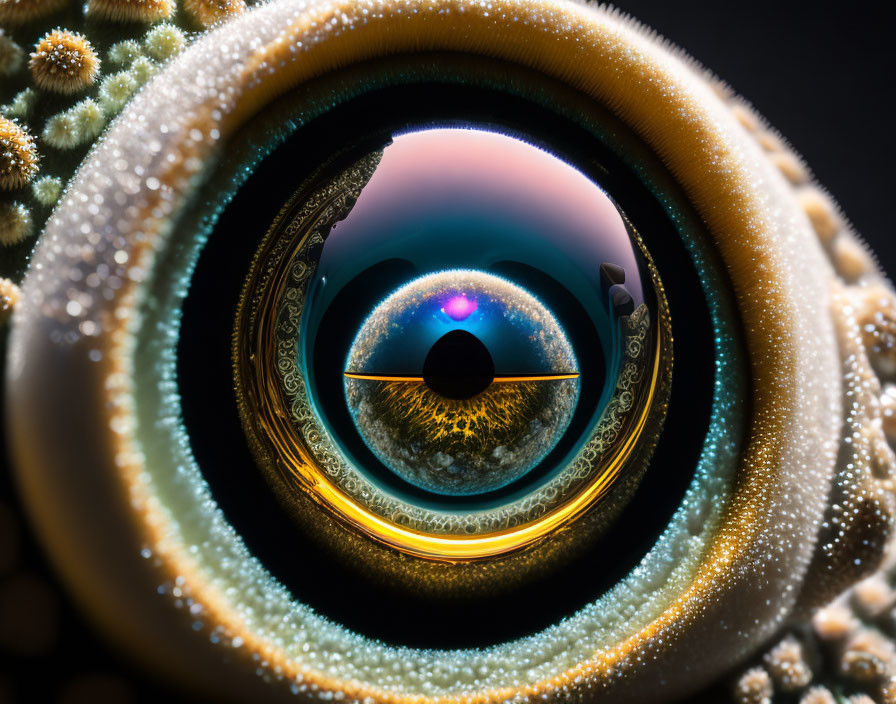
[422,330,495,400]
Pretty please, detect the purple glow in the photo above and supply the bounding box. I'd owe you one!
[442,295,478,321]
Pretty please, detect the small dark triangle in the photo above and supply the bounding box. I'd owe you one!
[423,330,495,400]
[600,261,626,291]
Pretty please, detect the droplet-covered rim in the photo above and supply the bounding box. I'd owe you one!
[7,1,841,701]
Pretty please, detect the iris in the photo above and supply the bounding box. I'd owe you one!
[344,269,580,496]
[300,126,660,507]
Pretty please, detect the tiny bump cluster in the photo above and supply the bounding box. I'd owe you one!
[0,0,256,296]
[0,116,38,191]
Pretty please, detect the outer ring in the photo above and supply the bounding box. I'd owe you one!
[6,1,841,702]
[234,150,667,562]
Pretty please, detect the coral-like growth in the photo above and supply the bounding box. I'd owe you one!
[184,0,244,28]
[0,118,39,190]
[129,56,156,86]
[40,99,106,152]
[98,70,138,114]
[0,0,67,25]
[0,276,20,324]
[107,39,142,67]
[32,175,62,205]
[29,29,101,94]
[0,201,32,246]
[71,99,105,141]
[0,89,37,119]
[840,628,896,683]
[42,111,81,149]
[763,636,813,692]
[86,0,174,23]
[798,687,836,704]
[0,29,24,75]
[733,667,774,704]
[143,23,186,61]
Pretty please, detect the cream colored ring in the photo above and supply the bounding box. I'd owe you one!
[6,1,841,702]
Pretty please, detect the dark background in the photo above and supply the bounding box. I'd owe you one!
[1,1,893,702]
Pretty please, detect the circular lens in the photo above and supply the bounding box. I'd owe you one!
[234,123,671,570]
[345,269,581,496]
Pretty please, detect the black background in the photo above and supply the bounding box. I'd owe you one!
[1,1,893,702]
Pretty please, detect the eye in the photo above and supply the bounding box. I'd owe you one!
[2,2,893,704]
[343,268,582,496]
[230,123,670,572]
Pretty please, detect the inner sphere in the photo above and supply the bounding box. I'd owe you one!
[344,269,580,497]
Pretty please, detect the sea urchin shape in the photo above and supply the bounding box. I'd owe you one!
[107,39,142,67]
[85,0,174,23]
[71,99,106,141]
[32,175,62,205]
[29,30,100,94]
[98,70,138,114]
[143,23,186,61]
[0,201,32,246]
[184,0,244,28]
[0,118,39,191]
[42,110,81,150]
[0,276,20,324]
[0,0,67,25]
[0,29,24,76]
[0,89,36,119]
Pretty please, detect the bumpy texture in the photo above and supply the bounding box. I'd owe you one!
[345,270,579,496]
[29,30,100,94]
[0,0,254,279]
[3,1,894,703]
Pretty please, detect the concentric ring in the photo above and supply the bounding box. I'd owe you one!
[233,138,669,562]
[6,1,841,701]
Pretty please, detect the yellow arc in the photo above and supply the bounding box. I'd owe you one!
[343,372,581,383]
[327,338,659,561]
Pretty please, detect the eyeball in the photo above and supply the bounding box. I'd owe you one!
[343,268,582,496]
[3,1,894,703]
[232,122,671,576]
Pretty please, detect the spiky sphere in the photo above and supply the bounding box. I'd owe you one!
[42,111,82,150]
[32,175,63,206]
[184,0,244,28]
[0,201,32,246]
[71,99,106,141]
[0,118,39,191]
[0,29,23,75]
[98,70,138,114]
[85,0,174,23]
[0,276,20,324]
[107,40,142,66]
[143,23,186,61]
[0,0,67,25]
[128,56,156,85]
[0,88,37,119]
[29,29,101,94]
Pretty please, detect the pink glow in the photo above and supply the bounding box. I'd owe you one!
[442,295,478,321]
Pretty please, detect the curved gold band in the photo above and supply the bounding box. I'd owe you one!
[236,146,668,561]
[311,337,661,561]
